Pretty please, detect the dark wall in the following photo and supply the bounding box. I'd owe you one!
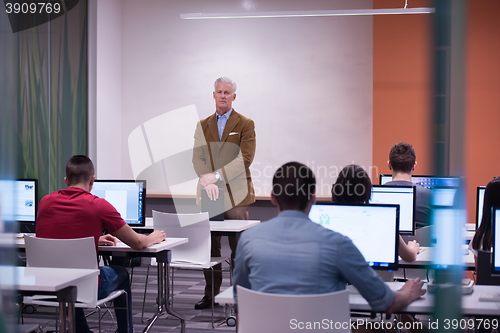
[145,198,278,222]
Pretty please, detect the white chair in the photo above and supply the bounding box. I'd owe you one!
[141,211,227,327]
[23,236,129,333]
[236,286,351,333]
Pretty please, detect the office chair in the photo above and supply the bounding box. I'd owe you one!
[141,211,227,327]
[23,236,129,333]
[236,286,351,333]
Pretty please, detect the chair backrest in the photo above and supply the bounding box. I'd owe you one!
[476,250,500,285]
[25,236,98,269]
[24,236,99,306]
[236,285,351,333]
[152,211,211,265]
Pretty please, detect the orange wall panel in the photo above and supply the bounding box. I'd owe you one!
[373,0,433,183]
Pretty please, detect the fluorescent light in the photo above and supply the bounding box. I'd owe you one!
[180,8,435,20]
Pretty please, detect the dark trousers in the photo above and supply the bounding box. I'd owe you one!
[203,205,249,297]
[75,265,132,333]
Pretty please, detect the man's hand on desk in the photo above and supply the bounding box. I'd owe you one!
[149,230,167,244]
[408,240,420,254]
[99,234,117,246]
[386,278,426,314]
[204,183,219,201]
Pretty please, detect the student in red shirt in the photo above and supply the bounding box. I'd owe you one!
[37,155,166,333]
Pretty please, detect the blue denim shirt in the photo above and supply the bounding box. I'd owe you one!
[233,210,395,312]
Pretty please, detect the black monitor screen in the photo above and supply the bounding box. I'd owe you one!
[476,186,486,229]
[91,180,146,227]
[309,203,399,270]
[370,185,416,235]
[492,208,500,273]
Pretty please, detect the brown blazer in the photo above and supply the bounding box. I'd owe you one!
[192,109,256,208]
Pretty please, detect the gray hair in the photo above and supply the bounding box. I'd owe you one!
[214,77,237,93]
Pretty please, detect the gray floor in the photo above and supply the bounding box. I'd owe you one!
[20,240,236,333]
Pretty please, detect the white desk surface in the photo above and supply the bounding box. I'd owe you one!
[209,220,260,232]
[400,246,475,269]
[11,236,188,255]
[216,283,500,317]
[97,237,188,254]
[0,266,99,292]
[143,218,260,233]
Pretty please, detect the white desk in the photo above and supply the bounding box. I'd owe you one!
[98,238,188,333]
[0,266,99,333]
[14,237,188,333]
[140,219,260,235]
[400,246,475,270]
[350,282,500,317]
[209,219,260,235]
[216,283,500,317]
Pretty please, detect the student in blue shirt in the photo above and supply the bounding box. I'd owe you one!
[233,162,425,313]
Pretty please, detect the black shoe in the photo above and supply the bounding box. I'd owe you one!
[194,295,219,309]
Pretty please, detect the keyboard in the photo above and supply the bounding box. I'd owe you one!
[478,292,500,302]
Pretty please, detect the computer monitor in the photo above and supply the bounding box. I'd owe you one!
[379,174,461,189]
[379,174,392,185]
[15,179,38,223]
[491,208,500,273]
[476,186,486,229]
[309,203,400,270]
[0,179,38,232]
[430,187,459,207]
[91,180,146,227]
[431,207,465,269]
[379,174,460,207]
[370,185,416,235]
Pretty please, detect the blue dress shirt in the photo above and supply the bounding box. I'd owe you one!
[216,109,232,140]
[233,210,395,312]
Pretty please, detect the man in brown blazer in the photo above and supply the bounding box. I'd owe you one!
[192,77,256,309]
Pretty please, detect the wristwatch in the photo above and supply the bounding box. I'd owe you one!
[214,172,221,181]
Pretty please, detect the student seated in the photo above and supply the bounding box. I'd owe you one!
[332,164,420,262]
[233,162,425,314]
[385,142,432,228]
[36,155,166,333]
[469,177,500,267]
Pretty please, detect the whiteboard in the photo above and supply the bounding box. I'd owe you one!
[95,0,373,197]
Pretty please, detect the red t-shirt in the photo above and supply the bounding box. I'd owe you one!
[36,187,126,250]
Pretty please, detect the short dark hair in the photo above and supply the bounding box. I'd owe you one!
[472,177,500,252]
[66,155,94,185]
[331,164,372,204]
[389,142,416,173]
[272,162,316,211]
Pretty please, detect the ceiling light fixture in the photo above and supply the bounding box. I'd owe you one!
[180,7,435,20]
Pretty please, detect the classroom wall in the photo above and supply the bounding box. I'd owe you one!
[95,0,123,178]
[465,0,500,223]
[373,0,500,224]
[94,0,375,198]
[372,0,433,183]
[92,1,500,221]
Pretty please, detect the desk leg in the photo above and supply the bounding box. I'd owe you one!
[56,286,77,333]
[143,250,186,333]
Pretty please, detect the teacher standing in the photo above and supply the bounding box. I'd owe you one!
[192,77,256,309]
